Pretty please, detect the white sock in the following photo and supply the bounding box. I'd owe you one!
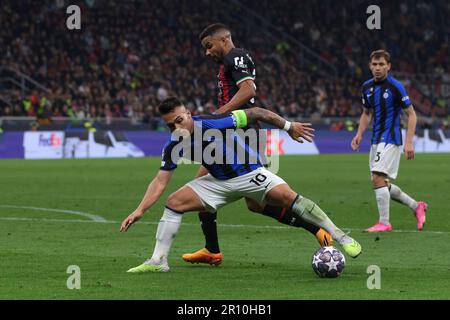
[389,184,418,211]
[291,196,352,245]
[375,187,390,225]
[150,207,183,263]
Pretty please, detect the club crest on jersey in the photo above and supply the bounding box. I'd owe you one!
[383,92,389,99]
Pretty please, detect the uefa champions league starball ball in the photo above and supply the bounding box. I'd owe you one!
[311,246,346,278]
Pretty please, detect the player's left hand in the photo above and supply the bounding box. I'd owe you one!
[288,122,315,143]
[404,142,414,160]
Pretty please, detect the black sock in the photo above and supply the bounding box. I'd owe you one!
[198,211,220,253]
[262,205,320,235]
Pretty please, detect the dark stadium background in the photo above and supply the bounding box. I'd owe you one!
[1,0,448,128]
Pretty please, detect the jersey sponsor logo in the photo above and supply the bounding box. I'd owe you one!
[234,56,247,69]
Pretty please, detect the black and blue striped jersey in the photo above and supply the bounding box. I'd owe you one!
[361,74,412,145]
[160,112,263,180]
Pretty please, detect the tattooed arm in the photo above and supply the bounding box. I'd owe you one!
[240,107,315,143]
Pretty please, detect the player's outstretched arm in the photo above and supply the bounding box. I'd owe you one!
[403,105,417,160]
[243,107,315,143]
[120,170,173,232]
[351,107,372,151]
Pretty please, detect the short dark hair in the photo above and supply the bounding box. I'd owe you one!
[370,50,391,63]
[199,23,230,41]
[158,97,183,115]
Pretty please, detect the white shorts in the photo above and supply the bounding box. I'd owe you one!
[186,167,286,212]
[369,143,402,179]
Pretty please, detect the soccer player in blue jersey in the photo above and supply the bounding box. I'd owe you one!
[120,97,361,272]
[351,50,428,232]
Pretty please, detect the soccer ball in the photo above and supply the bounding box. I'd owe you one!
[311,246,346,278]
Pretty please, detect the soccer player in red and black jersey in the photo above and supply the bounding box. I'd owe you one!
[182,24,332,265]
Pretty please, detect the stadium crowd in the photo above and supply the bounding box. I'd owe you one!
[0,0,448,124]
[244,0,449,113]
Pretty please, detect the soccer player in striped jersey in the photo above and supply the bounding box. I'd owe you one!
[183,23,332,266]
[120,97,361,272]
[351,50,428,232]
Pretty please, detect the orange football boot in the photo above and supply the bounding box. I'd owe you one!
[182,248,223,266]
[316,228,333,247]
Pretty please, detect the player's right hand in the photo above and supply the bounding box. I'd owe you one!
[351,135,362,151]
[404,141,415,160]
[120,210,143,232]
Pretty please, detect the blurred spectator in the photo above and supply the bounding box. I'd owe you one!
[0,0,448,121]
[330,121,344,131]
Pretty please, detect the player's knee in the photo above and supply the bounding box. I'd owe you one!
[166,192,183,211]
[267,185,297,208]
[278,192,297,209]
[371,172,387,187]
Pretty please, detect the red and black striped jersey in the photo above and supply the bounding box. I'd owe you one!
[217,48,256,109]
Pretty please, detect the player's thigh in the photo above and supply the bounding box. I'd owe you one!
[383,145,401,179]
[166,185,206,213]
[369,143,401,180]
[186,174,240,213]
[265,183,298,208]
[239,167,295,207]
[245,197,265,213]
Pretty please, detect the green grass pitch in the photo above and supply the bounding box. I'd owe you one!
[1,154,449,299]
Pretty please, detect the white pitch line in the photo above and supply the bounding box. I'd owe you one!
[0,216,448,235]
[0,205,107,222]
[0,217,112,224]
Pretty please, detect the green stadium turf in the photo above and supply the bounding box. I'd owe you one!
[1,154,449,299]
